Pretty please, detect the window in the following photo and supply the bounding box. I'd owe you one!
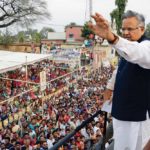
[69,33,74,38]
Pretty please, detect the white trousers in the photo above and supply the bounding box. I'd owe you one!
[113,117,150,150]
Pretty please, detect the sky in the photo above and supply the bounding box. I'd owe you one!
[1,0,149,33]
[36,0,150,32]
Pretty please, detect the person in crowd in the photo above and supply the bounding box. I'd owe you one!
[31,42,35,53]
[89,10,150,150]
[4,137,14,149]
[0,59,114,149]
[14,141,21,150]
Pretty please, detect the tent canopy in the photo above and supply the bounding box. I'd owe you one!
[0,50,52,73]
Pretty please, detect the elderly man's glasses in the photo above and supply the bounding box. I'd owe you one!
[121,26,141,32]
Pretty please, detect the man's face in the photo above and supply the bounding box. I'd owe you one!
[15,144,21,150]
[43,142,48,148]
[122,17,145,41]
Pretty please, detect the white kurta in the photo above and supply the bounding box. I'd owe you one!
[107,37,150,150]
[112,37,150,69]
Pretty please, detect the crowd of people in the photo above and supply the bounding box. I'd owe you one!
[0,59,114,150]
[0,60,72,124]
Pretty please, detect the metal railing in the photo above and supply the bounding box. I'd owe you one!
[50,109,106,150]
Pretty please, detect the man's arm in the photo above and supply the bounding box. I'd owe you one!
[144,139,150,150]
[88,13,150,69]
[106,67,118,91]
[112,37,150,69]
[103,68,118,101]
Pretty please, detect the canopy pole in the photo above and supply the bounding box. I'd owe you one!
[25,56,28,86]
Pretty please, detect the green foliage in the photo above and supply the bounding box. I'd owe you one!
[0,29,15,45]
[145,23,150,38]
[81,22,94,39]
[34,32,41,43]
[0,26,55,44]
[110,0,128,35]
[17,32,25,43]
[40,27,55,39]
[26,29,41,43]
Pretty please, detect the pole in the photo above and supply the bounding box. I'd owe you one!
[25,56,28,83]
[42,96,44,117]
[50,109,102,150]
[89,0,93,21]
[78,48,81,79]
[101,112,108,150]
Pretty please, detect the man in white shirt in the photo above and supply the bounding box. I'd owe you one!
[89,10,150,150]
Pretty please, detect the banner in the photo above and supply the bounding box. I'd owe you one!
[40,71,46,91]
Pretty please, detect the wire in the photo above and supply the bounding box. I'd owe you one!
[36,22,66,27]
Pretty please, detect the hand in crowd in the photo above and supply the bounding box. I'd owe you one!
[103,89,113,104]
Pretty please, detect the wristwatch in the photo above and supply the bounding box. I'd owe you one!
[108,33,119,44]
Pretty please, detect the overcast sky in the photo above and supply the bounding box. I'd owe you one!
[2,0,149,33]
[37,0,150,32]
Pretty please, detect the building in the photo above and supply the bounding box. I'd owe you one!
[65,25,84,43]
[47,32,66,45]
[42,25,84,47]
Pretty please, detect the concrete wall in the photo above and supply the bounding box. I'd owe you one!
[41,39,65,45]
[0,44,40,53]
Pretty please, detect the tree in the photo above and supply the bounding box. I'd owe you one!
[69,22,77,26]
[17,31,25,43]
[0,31,3,43]
[145,23,150,38]
[0,29,15,44]
[40,27,55,39]
[0,0,50,28]
[110,0,128,35]
[14,29,41,43]
[65,22,77,28]
[26,28,41,42]
[81,22,94,39]
[33,32,41,43]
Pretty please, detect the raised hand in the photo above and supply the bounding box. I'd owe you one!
[88,13,114,41]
